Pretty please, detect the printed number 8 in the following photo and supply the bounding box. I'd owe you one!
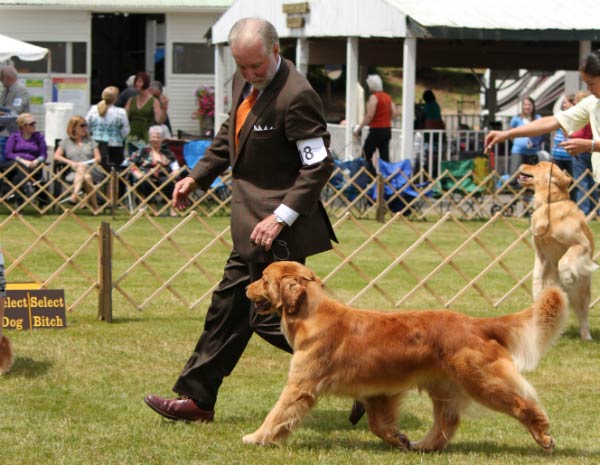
[303,146,314,160]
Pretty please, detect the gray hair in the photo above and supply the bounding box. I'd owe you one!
[126,74,136,87]
[228,17,279,53]
[148,125,165,138]
[0,65,18,80]
[149,80,163,92]
[366,74,383,92]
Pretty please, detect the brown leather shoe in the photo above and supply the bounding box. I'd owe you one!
[349,400,366,425]
[144,394,214,422]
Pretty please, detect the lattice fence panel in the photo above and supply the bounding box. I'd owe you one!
[2,208,600,317]
[0,211,99,311]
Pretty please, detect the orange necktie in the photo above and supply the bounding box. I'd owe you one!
[235,87,259,147]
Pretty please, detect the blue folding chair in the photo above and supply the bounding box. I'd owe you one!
[183,139,229,198]
[371,159,428,214]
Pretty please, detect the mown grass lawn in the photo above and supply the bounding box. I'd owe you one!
[1,214,600,465]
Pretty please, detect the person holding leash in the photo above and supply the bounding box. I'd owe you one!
[144,17,343,423]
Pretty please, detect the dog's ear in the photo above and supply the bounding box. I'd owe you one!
[551,166,572,189]
[280,275,305,314]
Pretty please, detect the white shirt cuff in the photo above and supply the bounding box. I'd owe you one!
[274,204,299,226]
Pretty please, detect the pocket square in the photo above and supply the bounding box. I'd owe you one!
[253,124,275,132]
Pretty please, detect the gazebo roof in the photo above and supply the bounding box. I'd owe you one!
[212,0,600,43]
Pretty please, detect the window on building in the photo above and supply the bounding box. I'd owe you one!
[12,41,87,74]
[172,42,214,74]
[72,42,87,74]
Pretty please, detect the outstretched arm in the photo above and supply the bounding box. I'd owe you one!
[484,116,561,153]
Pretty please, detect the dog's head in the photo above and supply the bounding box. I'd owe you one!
[247,261,322,316]
[519,161,571,198]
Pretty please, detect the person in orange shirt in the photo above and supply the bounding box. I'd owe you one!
[353,74,397,172]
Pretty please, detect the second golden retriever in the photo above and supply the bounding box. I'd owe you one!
[519,161,598,340]
[244,261,567,452]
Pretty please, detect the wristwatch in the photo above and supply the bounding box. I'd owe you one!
[275,215,286,227]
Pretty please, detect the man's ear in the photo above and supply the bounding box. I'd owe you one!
[280,275,305,314]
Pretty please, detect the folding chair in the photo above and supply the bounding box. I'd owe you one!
[431,158,487,217]
[182,139,230,205]
[327,158,375,215]
[370,159,430,216]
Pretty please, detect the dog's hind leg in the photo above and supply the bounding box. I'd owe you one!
[412,387,463,452]
[242,380,317,446]
[568,283,592,340]
[364,394,411,450]
[457,354,554,453]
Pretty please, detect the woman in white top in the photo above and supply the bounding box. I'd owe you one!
[485,50,600,181]
[86,86,130,170]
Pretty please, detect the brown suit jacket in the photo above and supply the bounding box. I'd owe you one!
[189,58,336,262]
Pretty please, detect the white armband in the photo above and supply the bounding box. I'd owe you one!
[296,137,328,166]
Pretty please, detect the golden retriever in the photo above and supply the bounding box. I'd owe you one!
[519,161,598,340]
[243,261,567,452]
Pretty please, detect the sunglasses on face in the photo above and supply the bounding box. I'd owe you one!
[79,124,88,128]
[26,121,37,127]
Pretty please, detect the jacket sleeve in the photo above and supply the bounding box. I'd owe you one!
[188,114,231,191]
[281,88,334,215]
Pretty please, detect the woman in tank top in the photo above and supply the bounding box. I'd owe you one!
[353,74,397,173]
[125,71,166,154]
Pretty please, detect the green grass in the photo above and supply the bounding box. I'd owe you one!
[1,214,600,464]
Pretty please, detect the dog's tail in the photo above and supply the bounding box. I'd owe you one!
[482,288,568,373]
[0,335,13,375]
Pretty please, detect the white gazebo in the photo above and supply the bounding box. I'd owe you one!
[210,0,600,161]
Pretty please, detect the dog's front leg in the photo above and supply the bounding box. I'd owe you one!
[532,246,544,299]
[243,381,317,446]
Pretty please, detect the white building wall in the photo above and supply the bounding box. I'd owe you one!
[0,9,91,134]
[165,12,222,136]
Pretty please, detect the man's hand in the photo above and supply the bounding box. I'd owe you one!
[484,130,510,153]
[250,214,285,251]
[173,176,197,211]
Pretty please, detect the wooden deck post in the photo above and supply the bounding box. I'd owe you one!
[98,221,113,322]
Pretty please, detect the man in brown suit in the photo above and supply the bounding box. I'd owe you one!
[144,18,339,422]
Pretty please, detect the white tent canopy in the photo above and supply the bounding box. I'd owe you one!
[0,33,48,62]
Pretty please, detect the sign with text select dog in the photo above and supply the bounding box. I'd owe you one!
[2,290,67,330]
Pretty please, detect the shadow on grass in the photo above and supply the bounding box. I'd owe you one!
[8,356,52,378]
[446,440,600,459]
[290,435,600,459]
[561,326,600,342]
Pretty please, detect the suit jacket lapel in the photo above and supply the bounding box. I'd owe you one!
[233,59,291,163]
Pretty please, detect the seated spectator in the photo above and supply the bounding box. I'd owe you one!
[128,125,180,216]
[4,113,48,205]
[53,116,101,210]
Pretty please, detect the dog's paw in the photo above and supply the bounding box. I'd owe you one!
[393,432,412,451]
[540,435,556,454]
[242,432,275,446]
